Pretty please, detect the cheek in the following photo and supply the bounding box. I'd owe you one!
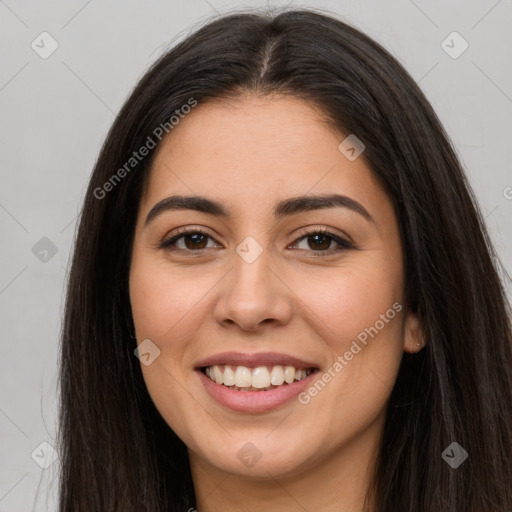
[292,257,403,349]
[129,257,211,342]
[292,258,404,414]
[129,258,202,440]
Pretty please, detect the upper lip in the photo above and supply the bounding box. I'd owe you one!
[194,351,320,370]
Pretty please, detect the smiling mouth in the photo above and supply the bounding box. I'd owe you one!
[201,364,318,391]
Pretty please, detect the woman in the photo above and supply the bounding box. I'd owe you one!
[58,7,512,511]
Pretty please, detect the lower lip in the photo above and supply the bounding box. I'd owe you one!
[196,369,318,413]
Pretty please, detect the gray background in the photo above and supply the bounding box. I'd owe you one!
[0,0,511,510]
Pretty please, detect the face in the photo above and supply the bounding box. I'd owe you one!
[129,94,422,482]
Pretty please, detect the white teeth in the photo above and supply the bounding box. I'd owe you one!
[204,364,313,390]
[284,366,295,384]
[270,365,285,385]
[213,365,223,384]
[234,366,252,387]
[223,365,235,386]
[252,367,271,388]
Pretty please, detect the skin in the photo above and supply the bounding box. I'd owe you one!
[129,93,423,512]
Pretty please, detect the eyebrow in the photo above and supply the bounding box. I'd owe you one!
[144,193,374,226]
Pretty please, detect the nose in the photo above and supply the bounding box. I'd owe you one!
[214,245,293,332]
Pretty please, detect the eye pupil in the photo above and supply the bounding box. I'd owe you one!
[185,233,208,250]
[309,234,330,250]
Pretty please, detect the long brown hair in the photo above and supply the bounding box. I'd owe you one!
[58,7,512,511]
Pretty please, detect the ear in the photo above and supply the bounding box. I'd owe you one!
[403,308,424,354]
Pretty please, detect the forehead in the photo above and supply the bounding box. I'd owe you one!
[141,94,387,222]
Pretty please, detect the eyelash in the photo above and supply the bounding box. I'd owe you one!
[159,227,355,255]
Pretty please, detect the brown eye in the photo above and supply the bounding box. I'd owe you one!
[304,233,332,250]
[292,228,354,253]
[181,232,209,250]
[160,227,354,255]
[160,229,219,252]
